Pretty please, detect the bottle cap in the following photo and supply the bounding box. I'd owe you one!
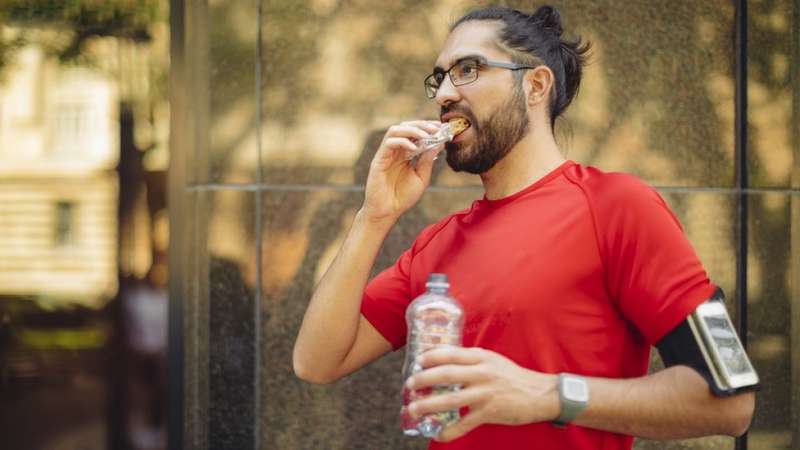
[426,273,449,289]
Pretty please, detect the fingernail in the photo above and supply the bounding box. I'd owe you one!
[405,376,414,388]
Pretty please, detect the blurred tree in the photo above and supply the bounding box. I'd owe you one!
[0,0,160,69]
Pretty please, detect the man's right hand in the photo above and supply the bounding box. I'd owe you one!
[294,120,444,384]
[361,120,444,223]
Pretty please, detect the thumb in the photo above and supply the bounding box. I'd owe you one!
[414,145,444,185]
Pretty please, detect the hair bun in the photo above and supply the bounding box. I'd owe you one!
[530,5,563,37]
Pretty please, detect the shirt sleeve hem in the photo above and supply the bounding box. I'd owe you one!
[648,283,718,345]
[361,294,406,351]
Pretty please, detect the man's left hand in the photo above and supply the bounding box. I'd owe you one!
[405,346,560,442]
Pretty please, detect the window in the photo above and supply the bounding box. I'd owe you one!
[54,201,75,246]
[52,102,91,154]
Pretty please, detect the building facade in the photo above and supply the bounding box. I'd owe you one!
[0,15,170,447]
[0,44,119,306]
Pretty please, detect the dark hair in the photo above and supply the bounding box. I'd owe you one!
[452,5,591,129]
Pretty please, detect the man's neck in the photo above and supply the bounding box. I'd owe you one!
[479,130,566,201]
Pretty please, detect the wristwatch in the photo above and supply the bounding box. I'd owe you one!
[553,373,590,427]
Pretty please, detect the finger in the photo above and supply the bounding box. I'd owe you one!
[380,137,419,155]
[400,120,442,133]
[418,346,488,369]
[386,124,434,141]
[413,144,442,181]
[408,386,486,418]
[406,364,486,390]
[416,120,443,134]
[435,408,487,443]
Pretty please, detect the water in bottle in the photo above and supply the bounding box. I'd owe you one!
[400,273,464,438]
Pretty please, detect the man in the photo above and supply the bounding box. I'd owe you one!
[293,5,756,449]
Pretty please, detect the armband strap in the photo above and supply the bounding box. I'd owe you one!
[655,288,760,397]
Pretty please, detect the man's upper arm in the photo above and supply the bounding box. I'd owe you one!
[333,314,393,380]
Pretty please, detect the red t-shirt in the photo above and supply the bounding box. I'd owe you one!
[360,161,716,450]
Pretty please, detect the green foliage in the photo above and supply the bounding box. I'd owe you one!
[0,0,162,68]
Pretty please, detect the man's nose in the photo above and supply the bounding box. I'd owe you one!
[435,76,461,106]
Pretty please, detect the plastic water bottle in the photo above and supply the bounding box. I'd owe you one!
[400,273,464,438]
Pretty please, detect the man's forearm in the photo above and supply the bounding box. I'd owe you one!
[292,209,395,382]
[574,365,755,439]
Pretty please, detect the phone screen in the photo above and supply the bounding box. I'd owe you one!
[701,314,753,376]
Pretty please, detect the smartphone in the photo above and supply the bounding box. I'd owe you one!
[687,300,759,391]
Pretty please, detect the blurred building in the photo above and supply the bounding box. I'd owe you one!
[0,12,169,449]
[0,45,119,306]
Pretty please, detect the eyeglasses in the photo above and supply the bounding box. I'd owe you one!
[424,57,536,99]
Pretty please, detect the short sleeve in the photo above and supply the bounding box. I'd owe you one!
[592,174,716,344]
[361,248,414,351]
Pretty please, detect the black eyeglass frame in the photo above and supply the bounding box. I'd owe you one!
[424,57,537,99]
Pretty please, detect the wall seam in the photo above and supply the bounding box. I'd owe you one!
[253,0,264,447]
[734,0,748,448]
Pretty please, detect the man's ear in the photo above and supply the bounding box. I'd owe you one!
[524,65,554,107]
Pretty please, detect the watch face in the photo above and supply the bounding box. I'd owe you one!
[564,378,589,402]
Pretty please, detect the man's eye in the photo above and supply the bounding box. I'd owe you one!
[461,64,477,75]
[433,73,446,85]
[456,62,479,78]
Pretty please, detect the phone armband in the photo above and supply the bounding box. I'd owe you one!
[656,288,760,396]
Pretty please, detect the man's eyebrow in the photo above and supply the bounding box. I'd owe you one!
[433,53,487,72]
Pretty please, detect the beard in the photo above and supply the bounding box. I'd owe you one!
[444,85,530,174]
